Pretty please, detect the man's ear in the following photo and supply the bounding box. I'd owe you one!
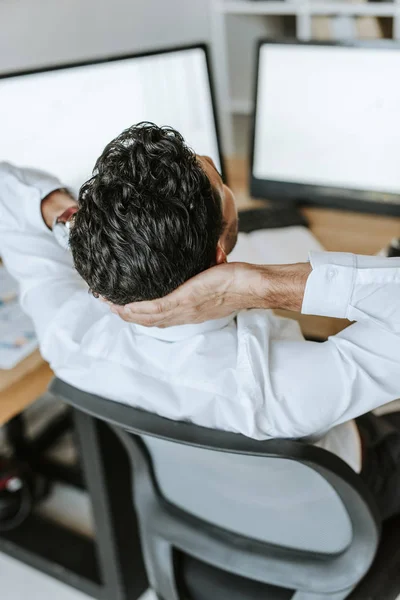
[216,242,227,265]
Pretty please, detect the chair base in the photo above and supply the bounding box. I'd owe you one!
[180,553,294,600]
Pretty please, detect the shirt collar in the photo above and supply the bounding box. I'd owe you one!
[131,314,236,342]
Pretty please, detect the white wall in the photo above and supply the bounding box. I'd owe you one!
[227,15,288,113]
[0,0,211,73]
[0,0,278,155]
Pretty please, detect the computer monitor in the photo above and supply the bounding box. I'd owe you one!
[0,44,223,194]
[251,40,400,215]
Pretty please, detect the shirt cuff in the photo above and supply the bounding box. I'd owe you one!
[301,251,356,319]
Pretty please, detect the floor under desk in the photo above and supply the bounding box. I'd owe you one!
[0,551,155,600]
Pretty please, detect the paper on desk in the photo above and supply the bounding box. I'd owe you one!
[0,266,38,369]
[230,225,324,265]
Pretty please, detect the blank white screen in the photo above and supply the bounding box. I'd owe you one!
[253,44,400,195]
[0,48,221,194]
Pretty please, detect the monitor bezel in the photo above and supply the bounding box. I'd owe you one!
[0,43,226,182]
[250,38,400,216]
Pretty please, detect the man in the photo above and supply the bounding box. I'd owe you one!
[0,123,399,519]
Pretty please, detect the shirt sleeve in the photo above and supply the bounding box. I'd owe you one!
[0,162,87,345]
[302,251,400,332]
[264,251,400,438]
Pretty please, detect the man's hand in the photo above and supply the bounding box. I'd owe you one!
[110,262,311,327]
[41,188,77,230]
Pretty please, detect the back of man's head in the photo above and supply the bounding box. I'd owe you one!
[70,122,224,305]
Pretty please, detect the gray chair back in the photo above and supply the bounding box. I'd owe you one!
[50,378,381,600]
[145,436,352,553]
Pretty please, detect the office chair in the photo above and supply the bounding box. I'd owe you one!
[50,378,381,600]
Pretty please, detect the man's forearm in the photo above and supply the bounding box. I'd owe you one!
[112,260,313,327]
[266,262,312,312]
[238,262,312,314]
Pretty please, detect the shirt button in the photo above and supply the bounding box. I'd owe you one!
[327,267,337,281]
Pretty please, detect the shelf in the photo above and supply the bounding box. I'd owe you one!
[311,2,399,16]
[218,1,400,17]
[218,1,300,15]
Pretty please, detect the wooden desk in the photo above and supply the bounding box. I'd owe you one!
[227,157,400,253]
[0,351,53,426]
[0,157,399,425]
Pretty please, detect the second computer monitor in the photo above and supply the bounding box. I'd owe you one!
[251,40,400,215]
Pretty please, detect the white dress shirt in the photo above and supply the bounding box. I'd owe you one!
[1,162,400,474]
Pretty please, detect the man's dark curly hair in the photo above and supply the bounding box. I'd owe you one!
[69,122,224,305]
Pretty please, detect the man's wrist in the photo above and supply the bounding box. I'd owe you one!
[248,263,312,312]
[41,188,78,230]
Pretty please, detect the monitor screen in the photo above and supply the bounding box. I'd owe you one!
[251,41,400,214]
[0,45,222,194]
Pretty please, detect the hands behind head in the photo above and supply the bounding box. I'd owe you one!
[106,261,311,328]
[107,262,267,328]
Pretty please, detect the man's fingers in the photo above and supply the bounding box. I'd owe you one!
[121,296,174,317]
[109,302,164,318]
[114,304,195,327]
[110,302,180,327]
[124,314,164,327]
[113,310,159,326]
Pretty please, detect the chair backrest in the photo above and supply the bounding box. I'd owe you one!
[50,377,380,559]
[144,436,351,553]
